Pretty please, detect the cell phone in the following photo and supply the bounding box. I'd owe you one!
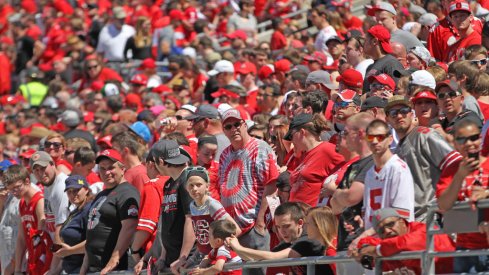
[468,151,479,159]
[50,244,62,252]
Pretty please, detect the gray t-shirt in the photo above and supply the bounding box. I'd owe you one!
[391,29,425,51]
[463,95,484,121]
[215,133,230,161]
[227,13,257,37]
[44,173,70,235]
[0,194,19,274]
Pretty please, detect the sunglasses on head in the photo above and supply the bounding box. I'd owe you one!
[454,133,480,144]
[223,121,242,131]
[45,141,62,149]
[471,58,488,66]
[388,107,412,118]
[437,90,460,99]
[365,133,390,142]
[185,166,210,182]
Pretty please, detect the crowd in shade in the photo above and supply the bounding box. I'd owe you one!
[1,0,489,274]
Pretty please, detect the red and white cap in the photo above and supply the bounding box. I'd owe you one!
[368,73,395,90]
[130,74,148,85]
[411,90,437,103]
[449,0,471,14]
[96,149,123,164]
[336,89,362,105]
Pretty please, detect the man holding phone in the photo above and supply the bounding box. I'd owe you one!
[436,119,489,273]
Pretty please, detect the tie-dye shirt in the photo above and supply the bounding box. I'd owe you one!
[218,138,279,233]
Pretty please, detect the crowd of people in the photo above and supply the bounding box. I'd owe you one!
[0,0,489,274]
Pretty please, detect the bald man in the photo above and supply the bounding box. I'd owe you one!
[390,42,408,68]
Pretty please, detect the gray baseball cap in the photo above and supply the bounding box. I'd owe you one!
[306,70,338,90]
[30,151,54,168]
[371,208,405,230]
[185,104,220,120]
[366,2,397,16]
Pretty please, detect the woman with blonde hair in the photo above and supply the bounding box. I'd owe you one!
[45,133,72,174]
[124,16,152,60]
[306,206,338,273]
[473,72,489,121]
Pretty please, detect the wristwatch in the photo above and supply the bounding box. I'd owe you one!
[128,247,144,256]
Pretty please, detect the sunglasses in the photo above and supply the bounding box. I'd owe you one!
[65,150,75,156]
[223,121,242,131]
[454,133,480,144]
[387,107,412,118]
[250,134,264,140]
[437,90,460,99]
[334,101,354,109]
[370,83,386,90]
[185,166,209,182]
[175,115,184,121]
[365,133,390,142]
[87,65,99,70]
[471,58,488,66]
[376,218,401,235]
[45,141,63,149]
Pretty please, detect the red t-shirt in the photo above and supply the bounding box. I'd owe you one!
[205,160,220,201]
[86,171,102,185]
[448,31,482,62]
[271,30,287,51]
[207,246,242,275]
[428,17,482,62]
[289,142,345,207]
[138,175,166,251]
[478,100,489,122]
[55,159,73,172]
[343,16,363,30]
[124,164,150,194]
[318,156,360,206]
[0,52,10,94]
[437,158,489,249]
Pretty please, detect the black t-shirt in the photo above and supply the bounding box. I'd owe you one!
[85,182,140,272]
[15,36,34,74]
[160,173,193,264]
[289,235,333,275]
[60,201,92,273]
[337,155,374,251]
[363,54,405,92]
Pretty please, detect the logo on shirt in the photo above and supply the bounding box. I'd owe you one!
[128,205,139,217]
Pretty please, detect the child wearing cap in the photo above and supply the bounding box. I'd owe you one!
[447,0,481,62]
[184,167,241,270]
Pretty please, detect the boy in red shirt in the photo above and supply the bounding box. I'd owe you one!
[190,220,242,275]
[270,18,288,51]
[5,165,53,275]
[447,1,482,61]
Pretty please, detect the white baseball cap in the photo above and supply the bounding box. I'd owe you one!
[366,2,397,16]
[208,60,234,76]
[410,70,436,89]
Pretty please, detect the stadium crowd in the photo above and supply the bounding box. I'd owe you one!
[1,0,489,274]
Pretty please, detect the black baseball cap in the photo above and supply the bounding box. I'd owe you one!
[149,139,189,165]
[361,96,388,112]
[284,113,313,141]
[185,104,220,121]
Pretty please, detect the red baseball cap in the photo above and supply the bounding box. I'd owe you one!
[449,0,471,15]
[368,73,395,90]
[97,135,113,148]
[169,9,184,21]
[367,25,393,54]
[274,59,292,73]
[258,65,275,80]
[236,61,257,75]
[211,88,240,99]
[19,148,37,159]
[226,30,247,41]
[96,149,123,164]
[152,84,172,94]
[411,90,437,103]
[130,74,148,86]
[139,58,156,70]
[337,89,361,105]
[0,95,23,105]
[90,81,105,92]
[336,69,363,88]
[304,51,327,65]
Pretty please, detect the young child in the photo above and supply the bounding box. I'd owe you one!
[190,220,242,275]
[184,167,241,269]
[4,165,53,275]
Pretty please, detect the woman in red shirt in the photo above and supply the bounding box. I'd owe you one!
[284,113,345,207]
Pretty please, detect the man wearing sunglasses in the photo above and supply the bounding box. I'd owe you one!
[333,89,361,129]
[385,95,463,221]
[361,120,414,235]
[436,119,489,272]
[218,108,279,271]
[434,80,482,136]
[354,208,455,274]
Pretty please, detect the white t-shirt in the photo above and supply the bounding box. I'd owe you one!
[97,23,136,62]
[363,154,415,230]
[147,74,163,88]
[355,59,375,79]
[44,172,69,237]
[314,26,337,53]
